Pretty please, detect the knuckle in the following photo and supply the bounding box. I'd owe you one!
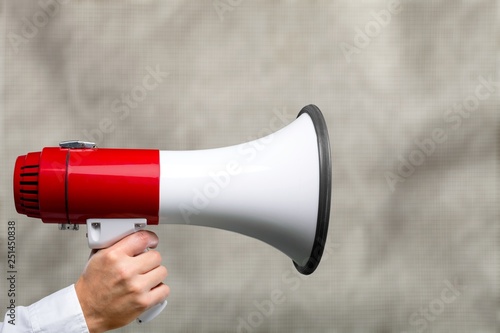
[103,249,121,265]
[149,250,162,263]
[115,264,132,281]
[134,295,150,311]
[127,280,144,295]
[161,284,171,298]
[159,265,168,279]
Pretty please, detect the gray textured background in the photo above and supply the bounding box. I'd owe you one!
[0,1,499,332]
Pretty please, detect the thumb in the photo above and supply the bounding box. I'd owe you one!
[111,231,159,257]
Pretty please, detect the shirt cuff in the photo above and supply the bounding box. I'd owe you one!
[28,284,89,333]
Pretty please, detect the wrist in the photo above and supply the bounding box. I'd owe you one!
[75,279,106,333]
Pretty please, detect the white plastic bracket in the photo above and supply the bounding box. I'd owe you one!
[86,218,147,249]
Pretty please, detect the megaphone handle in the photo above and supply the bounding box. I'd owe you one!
[86,219,168,324]
[137,300,168,324]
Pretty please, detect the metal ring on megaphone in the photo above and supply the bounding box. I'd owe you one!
[293,105,332,275]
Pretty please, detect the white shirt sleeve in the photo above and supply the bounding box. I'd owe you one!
[0,284,89,333]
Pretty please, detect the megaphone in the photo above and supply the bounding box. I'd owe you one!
[14,104,331,275]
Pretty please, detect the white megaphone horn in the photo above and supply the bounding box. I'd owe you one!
[160,104,332,274]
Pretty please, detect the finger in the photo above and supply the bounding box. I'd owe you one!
[133,250,164,275]
[112,231,159,257]
[140,265,168,291]
[145,283,170,310]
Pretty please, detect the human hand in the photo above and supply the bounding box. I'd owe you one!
[75,231,169,333]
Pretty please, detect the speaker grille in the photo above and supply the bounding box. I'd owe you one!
[14,153,41,218]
